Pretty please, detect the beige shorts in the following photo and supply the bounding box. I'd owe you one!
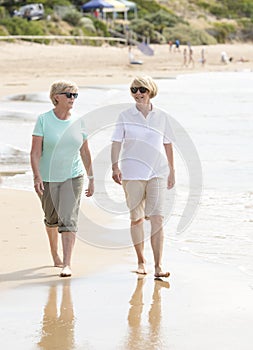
[41,176,84,233]
[122,178,166,221]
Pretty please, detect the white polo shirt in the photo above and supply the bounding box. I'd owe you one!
[111,105,173,180]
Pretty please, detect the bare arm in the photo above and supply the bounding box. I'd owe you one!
[30,135,44,196]
[111,141,122,185]
[164,143,175,189]
[80,140,94,197]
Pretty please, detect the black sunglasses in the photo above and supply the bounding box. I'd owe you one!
[130,86,148,94]
[59,92,78,99]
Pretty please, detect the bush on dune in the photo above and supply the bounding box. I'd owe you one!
[0,17,45,36]
[163,24,217,45]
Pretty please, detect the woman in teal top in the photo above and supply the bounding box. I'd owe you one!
[30,80,94,277]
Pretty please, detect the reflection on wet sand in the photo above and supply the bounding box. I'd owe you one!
[37,280,75,350]
[126,277,170,350]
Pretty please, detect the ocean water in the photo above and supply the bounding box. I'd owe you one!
[1,72,253,282]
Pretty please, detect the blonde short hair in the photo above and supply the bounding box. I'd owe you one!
[50,80,78,106]
[130,75,158,99]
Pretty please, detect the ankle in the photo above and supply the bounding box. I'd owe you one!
[155,265,162,273]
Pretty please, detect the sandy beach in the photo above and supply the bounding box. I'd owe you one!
[0,188,252,349]
[1,42,253,349]
[1,41,253,99]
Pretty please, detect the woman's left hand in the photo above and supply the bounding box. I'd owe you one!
[85,179,94,197]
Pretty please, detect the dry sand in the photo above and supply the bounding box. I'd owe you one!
[0,42,253,349]
[1,41,253,99]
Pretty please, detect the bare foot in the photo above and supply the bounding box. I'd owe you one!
[154,271,170,278]
[54,263,64,268]
[136,263,147,275]
[60,266,72,277]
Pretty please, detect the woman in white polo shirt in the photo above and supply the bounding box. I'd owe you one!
[30,80,94,277]
[111,75,175,278]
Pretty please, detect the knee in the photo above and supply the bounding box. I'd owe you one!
[131,218,144,227]
[150,215,163,226]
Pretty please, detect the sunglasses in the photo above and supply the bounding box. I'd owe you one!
[130,86,148,94]
[59,92,78,99]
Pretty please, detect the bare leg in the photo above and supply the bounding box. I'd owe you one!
[45,226,63,267]
[150,215,170,278]
[60,231,76,277]
[130,218,147,274]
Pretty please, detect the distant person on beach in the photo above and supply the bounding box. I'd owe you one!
[111,75,175,278]
[30,80,94,278]
[188,47,195,68]
[128,46,143,65]
[221,51,228,64]
[182,47,187,67]
[174,39,180,52]
[221,51,233,64]
[168,40,173,53]
[200,47,206,66]
[237,56,250,63]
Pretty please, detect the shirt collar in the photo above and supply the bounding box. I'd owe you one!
[131,104,156,115]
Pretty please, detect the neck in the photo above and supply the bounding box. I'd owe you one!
[136,102,152,117]
[53,107,71,120]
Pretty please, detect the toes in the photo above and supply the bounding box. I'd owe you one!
[136,268,147,275]
[154,271,170,278]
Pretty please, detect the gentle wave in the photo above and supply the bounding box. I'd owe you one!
[0,143,29,163]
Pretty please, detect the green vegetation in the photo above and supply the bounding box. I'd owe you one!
[0,16,45,35]
[208,0,253,19]
[190,0,253,18]
[209,22,237,43]
[62,9,83,26]
[133,0,164,16]
[144,10,184,32]
[163,24,217,45]
[0,0,252,45]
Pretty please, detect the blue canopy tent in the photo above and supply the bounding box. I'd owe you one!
[118,0,137,17]
[102,0,128,20]
[82,0,113,11]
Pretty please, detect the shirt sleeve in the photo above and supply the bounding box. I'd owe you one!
[32,114,44,137]
[111,114,125,142]
[81,117,88,140]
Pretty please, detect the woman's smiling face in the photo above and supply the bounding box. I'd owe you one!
[130,86,150,105]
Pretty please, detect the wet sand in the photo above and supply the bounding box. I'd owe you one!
[0,188,252,349]
[2,264,252,350]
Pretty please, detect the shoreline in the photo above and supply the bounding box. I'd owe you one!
[0,186,252,285]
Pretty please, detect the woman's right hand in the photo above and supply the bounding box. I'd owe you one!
[112,167,122,185]
[34,176,44,196]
